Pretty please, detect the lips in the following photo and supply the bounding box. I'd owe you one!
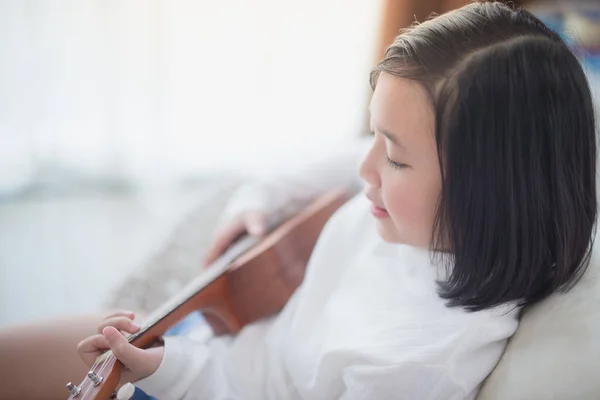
[366,193,389,218]
[371,204,389,218]
[371,203,387,212]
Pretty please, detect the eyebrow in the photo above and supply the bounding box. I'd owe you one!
[379,128,403,148]
[368,106,404,149]
[370,123,405,149]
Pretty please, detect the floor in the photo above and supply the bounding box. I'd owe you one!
[0,186,219,327]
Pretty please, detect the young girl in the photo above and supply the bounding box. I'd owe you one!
[0,2,596,399]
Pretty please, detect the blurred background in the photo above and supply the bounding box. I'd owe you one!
[1,0,599,326]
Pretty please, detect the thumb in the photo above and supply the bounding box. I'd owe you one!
[243,211,267,236]
[103,327,156,375]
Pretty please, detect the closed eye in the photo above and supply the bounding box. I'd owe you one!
[386,156,408,170]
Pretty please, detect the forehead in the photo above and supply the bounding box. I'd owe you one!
[369,73,434,140]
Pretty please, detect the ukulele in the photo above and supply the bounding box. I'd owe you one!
[65,190,349,400]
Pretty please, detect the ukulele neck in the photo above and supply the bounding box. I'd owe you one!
[127,234,260,343]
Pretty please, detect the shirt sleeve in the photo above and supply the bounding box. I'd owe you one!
[134,288,303,400]
[217,135,370,227]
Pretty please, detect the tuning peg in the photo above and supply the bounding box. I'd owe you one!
[87,371,104,386]
[116,383,136,400]
[66,382,81,396]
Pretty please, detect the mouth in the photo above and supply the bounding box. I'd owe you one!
[370,203,389,218]
[366,193,389,219]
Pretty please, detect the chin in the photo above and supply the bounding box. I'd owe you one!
[375,223,401,243]
[375,222,420,246]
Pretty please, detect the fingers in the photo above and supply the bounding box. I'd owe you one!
[79,311,139,368]
[203,220,246,266]
[98,316,141,335]
[243,211,267,236]
[203,211,268,267]
[102,327,161,377]
[78,334,110,354]
[77,328,163,380]
[77,333,110,367]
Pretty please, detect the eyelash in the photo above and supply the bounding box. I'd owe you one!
[369,130,407,170]
[386,156,407,170]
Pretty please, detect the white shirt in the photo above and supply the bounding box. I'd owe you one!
[136,138,520,399]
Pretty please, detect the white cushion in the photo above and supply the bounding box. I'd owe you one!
[478,244,600,399]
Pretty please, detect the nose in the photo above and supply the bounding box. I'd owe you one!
[359,137,381,189]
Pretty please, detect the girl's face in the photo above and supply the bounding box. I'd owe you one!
[360,73,441,248]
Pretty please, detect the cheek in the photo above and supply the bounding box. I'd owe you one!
[381,172,439,246]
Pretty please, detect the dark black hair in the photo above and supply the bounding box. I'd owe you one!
[371,1,597,311]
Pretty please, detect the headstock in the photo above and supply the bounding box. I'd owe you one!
[66,352,122,399]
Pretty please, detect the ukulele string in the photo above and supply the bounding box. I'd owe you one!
[81,324,150,399]
[76,357,105,399]
[79,328,134,400]
[78,243,240,399]
[79,351,118,400]
[73,201,335,399]
[79,239,241,399]
[79,358,103,400]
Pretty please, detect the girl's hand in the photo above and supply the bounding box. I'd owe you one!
[203,211,267,267]
[77,311,164,384]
